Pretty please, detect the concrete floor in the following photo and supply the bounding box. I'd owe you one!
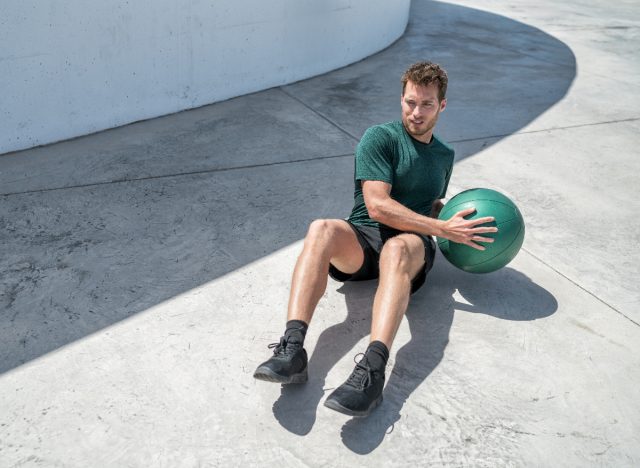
[1,0,639,466]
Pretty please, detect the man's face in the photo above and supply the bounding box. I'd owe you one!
[401,80,447,143]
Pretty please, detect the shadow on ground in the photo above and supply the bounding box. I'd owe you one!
[271,260,557,452]
[0,0,573,382]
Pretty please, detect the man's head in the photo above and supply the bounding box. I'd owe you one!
[400,61,448,143]
[401,61,448,101]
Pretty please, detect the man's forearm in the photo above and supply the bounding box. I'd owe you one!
[370,197,445,237]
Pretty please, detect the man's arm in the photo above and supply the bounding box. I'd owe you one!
[362,180,497,251]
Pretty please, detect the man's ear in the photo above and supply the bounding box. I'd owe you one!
[439,98,447,112]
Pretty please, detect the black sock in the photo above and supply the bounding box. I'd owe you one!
[284,319,308,344]
[365,341,389,373]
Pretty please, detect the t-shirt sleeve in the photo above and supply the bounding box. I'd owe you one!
[438,150,455,199]
[354,127,394,185]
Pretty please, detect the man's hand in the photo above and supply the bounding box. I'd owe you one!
[440,207,498,250]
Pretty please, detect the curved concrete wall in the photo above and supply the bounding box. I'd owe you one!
[0,0,410,155]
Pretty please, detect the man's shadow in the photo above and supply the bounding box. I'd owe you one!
[340,259,558,454]
[272,257,557,448]
[271,280,375,436]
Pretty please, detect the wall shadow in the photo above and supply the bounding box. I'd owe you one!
[0,0,575,380]
[282,0,577,153]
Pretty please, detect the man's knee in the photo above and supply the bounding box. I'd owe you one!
[380,237,421,274]
[307,219,334,237]
[305,219,341,249]
[380,238,410,265]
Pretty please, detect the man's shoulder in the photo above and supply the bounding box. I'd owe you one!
[431,134,455,158]
[361,121,404,142]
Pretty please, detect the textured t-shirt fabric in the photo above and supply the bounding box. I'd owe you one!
[347,120,455,228]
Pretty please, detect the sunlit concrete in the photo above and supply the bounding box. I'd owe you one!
[1,0,639,466]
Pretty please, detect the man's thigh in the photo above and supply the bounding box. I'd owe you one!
[313,219,365,275]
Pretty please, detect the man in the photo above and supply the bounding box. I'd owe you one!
[254,61,497,417]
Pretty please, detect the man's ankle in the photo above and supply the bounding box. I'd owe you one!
[284,319,308,344]
[364,340,389,373]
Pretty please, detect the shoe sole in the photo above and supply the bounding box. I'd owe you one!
[253,366,308,384]
[323,394,383,417]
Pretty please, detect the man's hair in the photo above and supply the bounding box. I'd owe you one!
[401,61,448,101]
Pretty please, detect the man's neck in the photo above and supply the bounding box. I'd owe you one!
[403,122,434,144]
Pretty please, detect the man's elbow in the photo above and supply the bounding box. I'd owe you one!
[367,202,385,222]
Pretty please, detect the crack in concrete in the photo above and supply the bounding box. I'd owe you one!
[450,117,640,144]
[521,247,640,328]
[278,87,360,142]
[3,116,637,198]
[0,153,354,197]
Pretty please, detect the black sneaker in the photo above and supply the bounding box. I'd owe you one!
[324,354,384,417]
[253,336,308,384]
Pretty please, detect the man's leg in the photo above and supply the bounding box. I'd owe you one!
[324,234,427,416]
[287,219,365,324]
[254,219,365,384]
[370,234,427,348]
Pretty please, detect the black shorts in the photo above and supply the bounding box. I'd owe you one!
[328,220,436,294]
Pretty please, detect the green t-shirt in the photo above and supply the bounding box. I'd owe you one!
[347,120,454,228]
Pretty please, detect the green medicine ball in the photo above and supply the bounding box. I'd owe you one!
[437,188,525,274]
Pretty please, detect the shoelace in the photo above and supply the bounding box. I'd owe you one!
[267,336,300,357]
[346,353,374,389]
[267,327,304,356]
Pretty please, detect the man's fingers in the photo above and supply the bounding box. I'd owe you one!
[454,211,496,227]
[456,207,477,217]
[470,216,495,225]
[472,236,494,243]
[467,241,486,251]
[473,226,499,234]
